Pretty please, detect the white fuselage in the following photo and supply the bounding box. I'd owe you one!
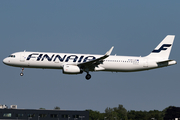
[3,51,175,72]
[2,35,177,80]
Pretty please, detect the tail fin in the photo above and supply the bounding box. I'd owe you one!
[146,35,175,59]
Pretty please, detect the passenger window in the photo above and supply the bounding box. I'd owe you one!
[3,113,12,117]
[62,114,69,118]
[27,114,35,117]
[50,114,58,118]
[73,115,79,118]
[39,114,47,118]
[16,114,24,117]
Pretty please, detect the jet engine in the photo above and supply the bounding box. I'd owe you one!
[63,65,83,74]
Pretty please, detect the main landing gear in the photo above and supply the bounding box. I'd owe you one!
[20,68,24,76]
[85,73,91,80]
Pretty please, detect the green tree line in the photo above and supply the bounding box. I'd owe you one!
[87,105,174,120]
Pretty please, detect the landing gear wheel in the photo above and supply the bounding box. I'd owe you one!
[20,72,24,76]
[20,68,24,76]
[85,74,91,80]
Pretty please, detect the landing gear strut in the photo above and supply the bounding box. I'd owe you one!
[20,68,24,76]
[85,73,91,80]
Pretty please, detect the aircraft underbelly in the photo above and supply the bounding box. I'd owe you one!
[14,61,62,69]
[101,63,143,72]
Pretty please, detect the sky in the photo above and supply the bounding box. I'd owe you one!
[0,1,180,112]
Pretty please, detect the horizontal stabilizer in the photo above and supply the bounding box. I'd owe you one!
[157,60,177,67]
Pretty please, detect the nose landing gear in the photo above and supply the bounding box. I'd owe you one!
[20,68,24,76]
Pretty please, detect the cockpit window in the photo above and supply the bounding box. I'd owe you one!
[8,55,15,58]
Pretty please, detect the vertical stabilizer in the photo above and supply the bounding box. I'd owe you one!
[146,35,175,59]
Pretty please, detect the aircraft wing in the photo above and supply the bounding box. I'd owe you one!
[77,46,114,70]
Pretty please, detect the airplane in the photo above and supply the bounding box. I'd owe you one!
[3,35,177,80]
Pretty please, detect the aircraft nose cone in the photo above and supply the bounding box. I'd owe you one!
[3,58,9,65]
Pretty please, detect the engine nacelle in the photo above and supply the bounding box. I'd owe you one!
[63,65,83,74]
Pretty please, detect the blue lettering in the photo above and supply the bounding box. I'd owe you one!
[41,54,55,61]
[53,55,66,62]
[65,55,78,62]
[37,54,43,61]
[83,56,96,62]
[27,53,39,60]
[27,53,97,63]
[78,56,84,62]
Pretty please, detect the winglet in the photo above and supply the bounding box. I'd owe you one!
[105,46,114,56]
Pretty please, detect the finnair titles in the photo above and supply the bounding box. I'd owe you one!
[26,53,96,63]
[3,35,177,80]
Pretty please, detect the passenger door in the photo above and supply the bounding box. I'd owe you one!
[20,52,25,62]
